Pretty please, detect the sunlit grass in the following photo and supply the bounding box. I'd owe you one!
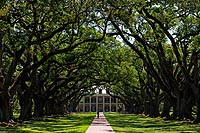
[105,113,200,133]
[0,113,95,133]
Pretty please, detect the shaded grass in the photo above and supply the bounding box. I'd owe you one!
[105,113,200,133]
[0,113,95,133]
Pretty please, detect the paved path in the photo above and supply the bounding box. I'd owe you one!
[86,112,114,133]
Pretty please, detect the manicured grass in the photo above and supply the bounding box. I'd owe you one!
[105,113,200,133]
[0,113,95,133]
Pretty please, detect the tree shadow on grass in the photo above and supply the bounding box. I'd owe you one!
[105,113,200,133]
[0,113,95,133]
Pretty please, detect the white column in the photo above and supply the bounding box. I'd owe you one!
[83,96,85,112]
[96,95,98,112]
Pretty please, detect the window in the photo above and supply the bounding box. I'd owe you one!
[105,105,110,112]
[91,97,96,103]
[85,105,90,112]
[111,97,116,103]
[91,105,96,112]
[85,97,90,103]
[98,97,103,103]
[111,105,116,112]
[105,97,110,103]
[98,104,103,112]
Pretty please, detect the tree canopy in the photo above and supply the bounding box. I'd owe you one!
[0,0,200,124]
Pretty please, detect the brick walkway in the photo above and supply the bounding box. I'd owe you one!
[86,112,114,133]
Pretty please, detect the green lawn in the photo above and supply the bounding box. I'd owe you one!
[105,113,200,133]
[0,113,95,133]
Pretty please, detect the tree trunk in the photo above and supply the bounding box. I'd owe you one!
[55,103,64,115]
[193,95,200,123]
[183,88,194,120]
[150,99,160,117]
[134,102,143,114]
[125,101,135,113]
[183,98,194,120]
[0,30,10,122]
[45,99,64,115]
[18,91,32,121]
[161,96,171,119]
[144,100,150,115]
[0,92,10,122]
[194,102,200,123]
[172,86,194,120]
[45,99,54,115]
[33,95,45,117]
[68,101,78,112]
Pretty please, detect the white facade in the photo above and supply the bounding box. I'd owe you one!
[77,94,124,112]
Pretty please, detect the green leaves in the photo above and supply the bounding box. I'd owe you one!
[0,0,7,9]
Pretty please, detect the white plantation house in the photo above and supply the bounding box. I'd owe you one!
[77,88,124,112]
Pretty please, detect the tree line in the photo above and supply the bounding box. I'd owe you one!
[0,0,200,124]
[106,0,200,123]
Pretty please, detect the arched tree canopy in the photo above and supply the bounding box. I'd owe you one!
[0,0,200,124]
